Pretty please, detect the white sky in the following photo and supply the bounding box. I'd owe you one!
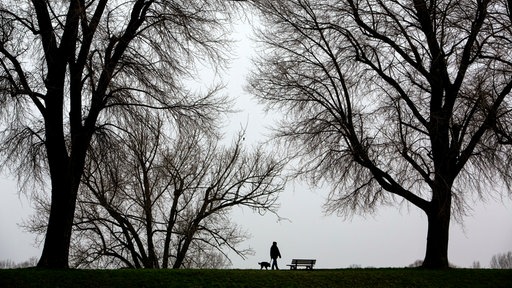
[1,18,511,270]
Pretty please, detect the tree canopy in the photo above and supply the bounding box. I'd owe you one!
[248,0,512,268]
[0,0,239,268]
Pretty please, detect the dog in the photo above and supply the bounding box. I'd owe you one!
[258,261,271,270]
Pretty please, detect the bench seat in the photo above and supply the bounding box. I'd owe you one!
[286,259,316,270]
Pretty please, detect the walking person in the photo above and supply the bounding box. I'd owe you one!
[270,241,281,270]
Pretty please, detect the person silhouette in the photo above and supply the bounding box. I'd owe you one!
[270,241,281,270]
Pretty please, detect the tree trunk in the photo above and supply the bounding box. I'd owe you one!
[37,110,91,268]
[422,198,451,269]
[37,171,77,268]
[173,225,198,269]
[36,76,77,268]
[162,191,181,269]
[173,237,192,269]
[142,167,159,269]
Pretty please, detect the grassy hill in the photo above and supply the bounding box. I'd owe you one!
[1,268,511,288]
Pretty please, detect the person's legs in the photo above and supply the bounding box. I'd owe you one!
[271,258,279,270]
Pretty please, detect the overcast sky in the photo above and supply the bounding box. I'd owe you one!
[1,18,511,270]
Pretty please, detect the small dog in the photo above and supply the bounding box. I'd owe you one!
[258,261,271,270]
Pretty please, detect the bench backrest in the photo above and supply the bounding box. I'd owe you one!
[291,259,316,265]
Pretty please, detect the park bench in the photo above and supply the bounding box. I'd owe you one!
[287,259,316,270]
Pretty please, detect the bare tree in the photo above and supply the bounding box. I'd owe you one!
[67,116,284,269]
[490,251,512,269]
[248,0,512,268]
[0,0,238,268]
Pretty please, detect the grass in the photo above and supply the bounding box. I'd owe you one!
[1,268,511,288]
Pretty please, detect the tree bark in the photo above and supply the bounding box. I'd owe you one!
[32,0,83,269]
[37,131,90,268]
[37,181,76,268]
[162,189,182,268]
[173,235,194,269]
[36,56,75,268]
[173,218,202,269]
[422,191,451,269]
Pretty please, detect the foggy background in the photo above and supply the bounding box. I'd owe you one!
[1,18,511,270]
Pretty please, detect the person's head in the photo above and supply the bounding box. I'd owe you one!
[273,241,277,245]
